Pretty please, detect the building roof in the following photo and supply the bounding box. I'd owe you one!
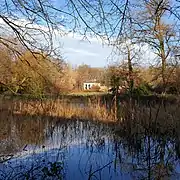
[83,79,99,83]
[83,81,100,84]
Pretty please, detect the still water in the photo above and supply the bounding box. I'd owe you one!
[1,114,180,180]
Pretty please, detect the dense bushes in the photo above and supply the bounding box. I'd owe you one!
[132,83,152,96]
[0,50,74,96]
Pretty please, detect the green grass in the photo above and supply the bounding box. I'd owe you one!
[68,91,110,96]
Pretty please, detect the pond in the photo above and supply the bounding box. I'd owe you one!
[1,111,180,180]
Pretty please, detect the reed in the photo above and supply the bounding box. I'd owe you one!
[0,97,116,122]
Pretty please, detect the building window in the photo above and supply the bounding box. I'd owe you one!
[85,84,88,89]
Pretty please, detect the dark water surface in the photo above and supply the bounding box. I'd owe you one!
[1,114,180,180]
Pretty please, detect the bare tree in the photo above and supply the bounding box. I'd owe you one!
[62,1,180,96]
[134,0,179,92]
[112,34,144,95]
[0,0,69,56]
[1,0,180,95]
[1,0,179,53]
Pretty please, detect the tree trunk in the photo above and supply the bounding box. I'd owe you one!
[160,40,166,92]
[127,46,134,96]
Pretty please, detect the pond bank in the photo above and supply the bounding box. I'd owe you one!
[0,94,180,124]
[0,97,117,123]
[1,93,179,104]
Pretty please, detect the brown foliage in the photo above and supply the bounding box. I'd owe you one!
[0,48,73,95]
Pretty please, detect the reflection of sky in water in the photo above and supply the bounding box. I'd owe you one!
[1,144,132,180]
[1,119,180,179]
[0,120,131,179]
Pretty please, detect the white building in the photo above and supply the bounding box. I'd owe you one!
[83,82,101,90]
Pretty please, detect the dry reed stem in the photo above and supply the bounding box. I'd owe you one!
[0,98,116,122]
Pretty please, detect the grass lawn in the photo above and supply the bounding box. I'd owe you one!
[68,91,110,96]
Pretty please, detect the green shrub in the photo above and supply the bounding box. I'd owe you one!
[132,83,152,96]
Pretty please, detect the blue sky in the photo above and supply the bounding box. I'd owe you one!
[50,0,180,68]
[51,0,115,67]
[50,0,155,67]
[56,34,114,67]
[0,0,160,68]
[52,31,156,67]
[0,15,113,67]
[0,15,155,68]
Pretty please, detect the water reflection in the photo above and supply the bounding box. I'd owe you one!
[1,111,180,179]
[0,113,47,157]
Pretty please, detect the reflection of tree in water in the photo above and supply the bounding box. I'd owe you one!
[1,119,114,179]
[1,102,180,179]
[0,113,48,156]
[15,116,46,145]
[48,120,110,149]
[113,136,178,179]
[113,102,180,179]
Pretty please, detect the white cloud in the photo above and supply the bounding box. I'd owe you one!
[0,17,112,67]
[0,17,157,67]
[52,32,113,67]
[65,47,98,56]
